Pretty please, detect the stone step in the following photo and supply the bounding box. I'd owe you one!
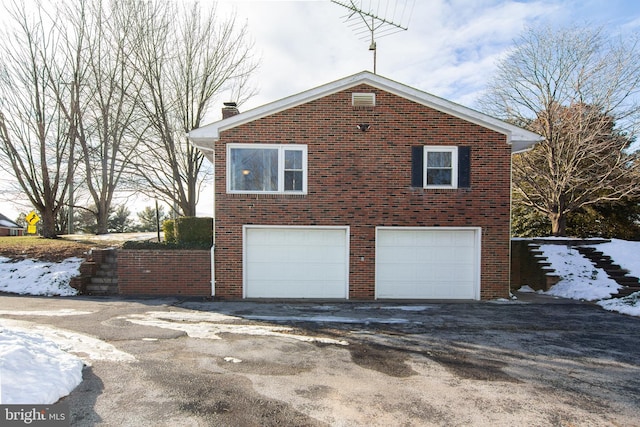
[613,277,640,286]
[606,269,633,278]
[95,269,116,278]
[546,274,561,289]
[612,287,640,298]
[90,277,118,285]
[85,284,118,294]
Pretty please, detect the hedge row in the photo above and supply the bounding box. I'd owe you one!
[123,216,213,250]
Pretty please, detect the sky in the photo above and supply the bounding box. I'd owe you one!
[2,0,640,220]
[212,0,640,114]
[1,237,640,404]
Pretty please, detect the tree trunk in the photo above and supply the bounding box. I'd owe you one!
[40,209,58,239]
[549,212,566,236]
[96,201,109,234]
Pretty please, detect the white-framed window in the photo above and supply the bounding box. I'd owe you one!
[424,146,458,188]
[227,144,307,194]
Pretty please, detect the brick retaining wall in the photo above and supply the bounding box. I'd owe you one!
[118,249,212,296]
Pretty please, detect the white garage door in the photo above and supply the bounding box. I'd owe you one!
[376,228,480,300]
[244,226,349,299]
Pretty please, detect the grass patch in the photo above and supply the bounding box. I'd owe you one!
[0,235,117,262]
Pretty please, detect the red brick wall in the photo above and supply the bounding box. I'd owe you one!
[214,84,512,300]
[118,249,212,296]
[0,228,23,236]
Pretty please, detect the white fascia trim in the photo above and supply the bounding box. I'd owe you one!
[187,71,544,153]
[188,74,371,141]
[362,77,544,152]
[188,137,215,163]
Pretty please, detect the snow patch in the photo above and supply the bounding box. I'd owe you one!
[598,291,640,317]
[539,245,620,301]
[122,311,349,346]
[1,319,136,364]
[0,257,82,296]
[0,327,83,404]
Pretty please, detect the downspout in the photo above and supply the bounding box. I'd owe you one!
[188,136,216,297]
[208,147,216,297]
[211,150,216,297]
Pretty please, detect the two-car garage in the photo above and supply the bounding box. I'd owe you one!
[242,226,480,300]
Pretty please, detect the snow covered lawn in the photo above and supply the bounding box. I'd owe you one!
[0,256,81,296]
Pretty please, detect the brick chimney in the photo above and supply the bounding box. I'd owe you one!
[222,102,240,119]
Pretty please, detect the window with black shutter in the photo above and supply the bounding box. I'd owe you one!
[411,145,471,189]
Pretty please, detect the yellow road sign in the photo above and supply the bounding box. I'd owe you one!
[27,224,37,234]
[26,211,40,225]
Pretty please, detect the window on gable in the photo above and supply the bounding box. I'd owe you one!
[411,145,471,189]
[228,144,307,194]
[426,147,457,187]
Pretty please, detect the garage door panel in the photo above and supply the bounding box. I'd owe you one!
[376,228,479,300]
[245,227,348,299]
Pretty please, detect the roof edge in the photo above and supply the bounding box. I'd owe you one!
[188,71,544,153]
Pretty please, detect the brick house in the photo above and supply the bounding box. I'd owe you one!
[189,71,543,300]
[0,212,23,236]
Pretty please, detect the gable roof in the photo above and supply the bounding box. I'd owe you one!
[0,212,21,229]
[188,71,544,154]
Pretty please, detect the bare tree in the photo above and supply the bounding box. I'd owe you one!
[127,1,257,216]
[0,1,83,238]
[482,25,640,236]
[66,0,142,234]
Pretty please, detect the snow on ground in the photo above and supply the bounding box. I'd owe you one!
[0,317,136,405]
[538,245,621,300]
[0,254,135,404]
[122,311,348,345]
[0,239,639,405]
[1,319,136,364]
[0,327,83,404]
[526,239,640,317]
[0,256,81,296]
[594,239,640,278]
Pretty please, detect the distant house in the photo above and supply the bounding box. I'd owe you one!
[0,212,24,236]
[189,71,543,301]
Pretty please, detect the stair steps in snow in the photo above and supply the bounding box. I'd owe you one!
[576,246,640,298]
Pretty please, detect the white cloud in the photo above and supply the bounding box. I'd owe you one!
[3,0,640,217]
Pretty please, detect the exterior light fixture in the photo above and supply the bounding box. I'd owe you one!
[356,124,370,132]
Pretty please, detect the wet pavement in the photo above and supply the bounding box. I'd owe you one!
[1,294,639,426]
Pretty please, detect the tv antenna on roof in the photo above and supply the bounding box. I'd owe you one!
[331,0,415,74]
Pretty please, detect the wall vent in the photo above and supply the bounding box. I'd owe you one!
[352,92,376,107]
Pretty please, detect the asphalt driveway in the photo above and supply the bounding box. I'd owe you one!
[1,294,639,426]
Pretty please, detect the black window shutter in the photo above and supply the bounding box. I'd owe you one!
[458,146,471,188]
[411,146,424,187]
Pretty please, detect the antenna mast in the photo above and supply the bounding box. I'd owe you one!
[331,0,414,74]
